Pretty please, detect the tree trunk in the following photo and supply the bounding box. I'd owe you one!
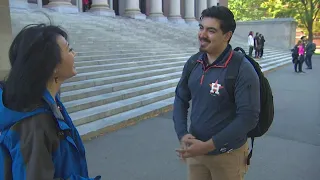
[308,21,313,42]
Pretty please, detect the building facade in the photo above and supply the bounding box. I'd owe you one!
[11,0,228,23]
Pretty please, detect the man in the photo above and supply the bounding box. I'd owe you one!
[259,34,265,58]
[305,39,316,69]
[173,6,260,180]
[254,32,260,58]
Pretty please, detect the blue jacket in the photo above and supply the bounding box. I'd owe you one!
[173,45,260,154]
[0,88,100,180]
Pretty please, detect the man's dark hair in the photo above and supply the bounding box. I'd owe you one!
[200,6,236,34]
[3,23,68,110]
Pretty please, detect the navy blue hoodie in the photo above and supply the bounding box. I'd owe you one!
[173,45,260,154]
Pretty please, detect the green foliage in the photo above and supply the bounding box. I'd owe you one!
[228,0,268,21]
[229,0,320,40]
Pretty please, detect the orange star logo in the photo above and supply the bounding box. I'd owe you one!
[209,80,224,95]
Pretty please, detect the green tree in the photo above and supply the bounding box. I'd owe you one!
[230,0,320,41]
[228,0,267,21]
[285,0,320,41]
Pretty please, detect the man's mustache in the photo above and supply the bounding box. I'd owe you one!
[199,38,210,43]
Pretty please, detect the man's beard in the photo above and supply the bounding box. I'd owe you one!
[199,46,207,52]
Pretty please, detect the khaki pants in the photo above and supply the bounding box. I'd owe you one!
[187,142,249,180]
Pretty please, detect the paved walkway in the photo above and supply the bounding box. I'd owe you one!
[84,55,320,180]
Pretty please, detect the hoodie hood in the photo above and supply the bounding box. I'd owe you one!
[0,89,52,132]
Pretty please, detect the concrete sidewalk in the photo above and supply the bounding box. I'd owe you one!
[84,55,320,180]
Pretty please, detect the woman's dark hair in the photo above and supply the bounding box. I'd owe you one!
[3,23,68,110]
[200,6,236,35]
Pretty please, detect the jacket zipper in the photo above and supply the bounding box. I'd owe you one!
[200,66,215,85]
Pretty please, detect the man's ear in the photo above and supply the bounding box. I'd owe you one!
[224,31,233,42]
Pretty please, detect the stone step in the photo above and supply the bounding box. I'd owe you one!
[62,51,290,93]
[263,59,292,72]
[72,43,198,52]
[260,56,292,68]
[61,71,182,102]
[61,66,182,92]
[64,78,179,113]
[62,54,291,116]
[75,51,194,63]
[10,9,293,142]
[75,47,189,56]
[75,55,292,140]
[75,58,183,74]
[73,44,175,51]
[77,97,174,140]
[68,57,188,82]
[74,50,288,72]
[71,40,152,45]
[69,87,176,127]
[256,53,291,62]
[75,48,196,59]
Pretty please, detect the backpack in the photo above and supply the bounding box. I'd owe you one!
[184,47,274,165]
[291,45,298,57]
[0,83,50,179]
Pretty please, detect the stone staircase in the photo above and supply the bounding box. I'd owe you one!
[10,8,292,140]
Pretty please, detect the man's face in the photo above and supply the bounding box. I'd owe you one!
[198,17,231,54]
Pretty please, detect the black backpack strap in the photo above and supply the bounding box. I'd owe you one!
[0,81,4,90]
[225,51,244,102]
[247,137,254,165]
[184,52,202,84]
[225,47,255,165]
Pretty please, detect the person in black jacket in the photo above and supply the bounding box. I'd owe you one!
[305,39,316,69]
[259,34,265,58]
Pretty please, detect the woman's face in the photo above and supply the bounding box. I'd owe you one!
[54,35,76,82]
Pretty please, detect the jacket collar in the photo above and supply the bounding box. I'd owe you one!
[198,44,233,68]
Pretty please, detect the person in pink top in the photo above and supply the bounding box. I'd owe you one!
[83,0,89,12]
[298,43,305,56]
[293,40,305,73]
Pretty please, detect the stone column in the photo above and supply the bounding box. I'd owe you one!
[44,0,79,13]
[89,0,115,16]
[196,0,207,20]
[168,0,185,24]
[207,0,217,7]
[148,0,167,22]
[37,0,43,8]
[184,0,197,25]
[0,0,12,80]
[124,0,146,19]
[108,0,113,10]
[9,0,30,9]
[219,0,228,7]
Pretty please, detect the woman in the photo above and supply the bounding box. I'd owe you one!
[248,31,254,57]
[292,40,304,73]
[0,24,101,180]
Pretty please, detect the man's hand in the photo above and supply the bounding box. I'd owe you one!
[176,138,216,159]
[181,134,195,146]
[177,134,195,161]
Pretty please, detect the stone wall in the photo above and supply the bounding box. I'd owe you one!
[234,18,297,50]
[0,0,12,80]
